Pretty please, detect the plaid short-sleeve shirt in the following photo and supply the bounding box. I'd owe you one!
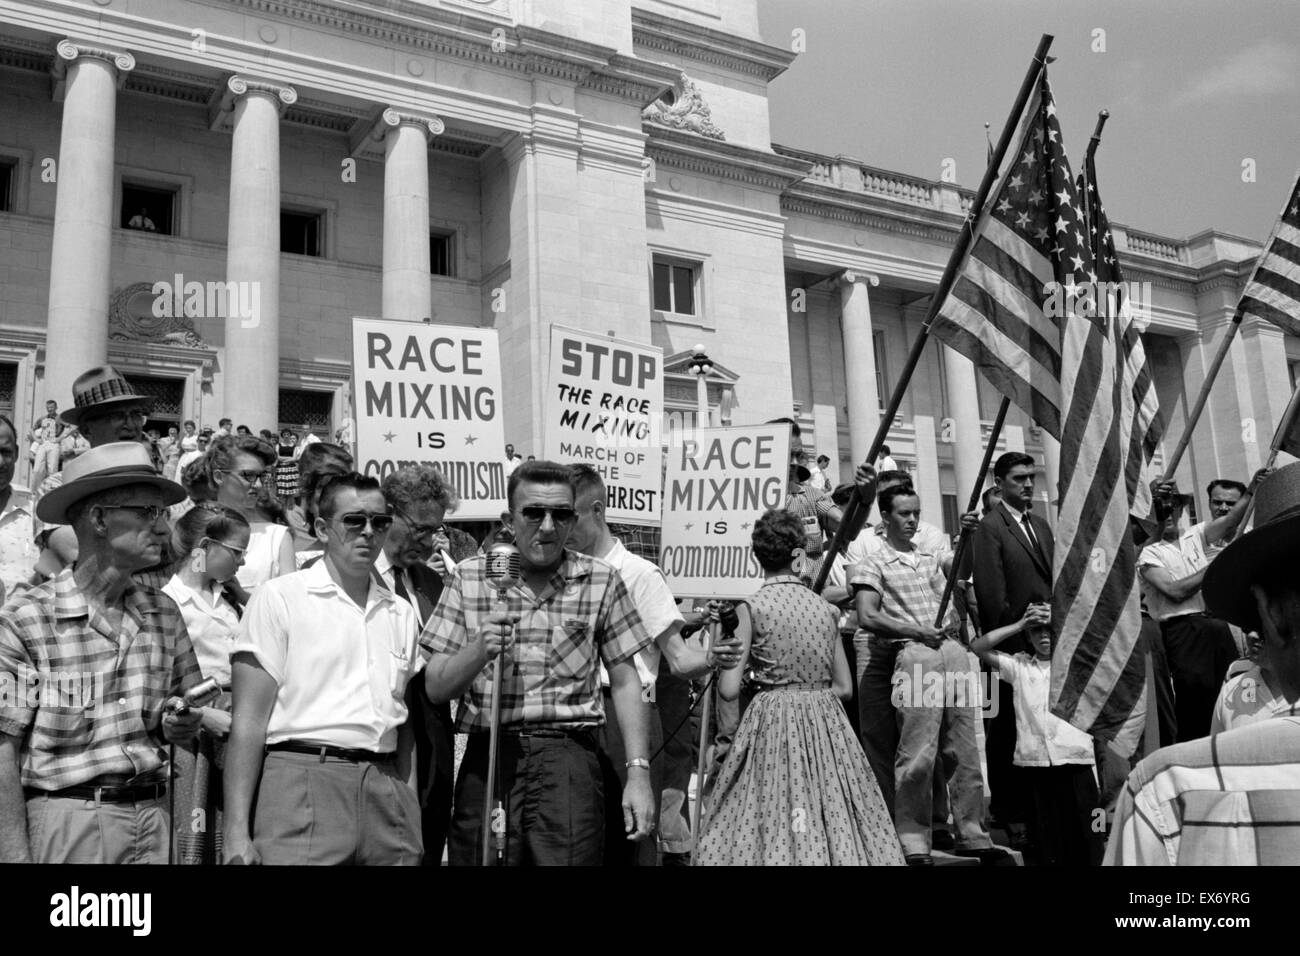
[0,570,202,789]
[420,550,652,732]
[850,538,957,637]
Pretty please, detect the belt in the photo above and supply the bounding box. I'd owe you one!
[25,781,167,803]
[266,742,395,763]
[502,726,596,741]
[754,681,832,693]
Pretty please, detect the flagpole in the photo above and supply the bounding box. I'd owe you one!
[1236,381,1300,526]
[812,32,1055,594]
[1087,109,1109,160]
[934,394,1011,626]
[1161,173,1300,481]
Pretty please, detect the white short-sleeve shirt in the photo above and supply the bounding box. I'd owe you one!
[230,561,421,752]
[236,522,289,593]
[1137,521,1213,621]
[598,538,684,689]
[0,486,36,600]
[993,650,1096,767]
[162,574,242,687]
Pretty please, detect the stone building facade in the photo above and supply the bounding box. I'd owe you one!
[0,0,1292,531]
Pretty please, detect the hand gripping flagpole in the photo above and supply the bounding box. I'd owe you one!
[813,33,1055,594]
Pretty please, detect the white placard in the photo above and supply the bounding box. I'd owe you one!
[660,424,791,599]
[544,326,664,525]
[351,317,507,520]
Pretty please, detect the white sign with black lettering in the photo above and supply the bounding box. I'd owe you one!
[660,424,791,599]
[351,317,506,519]
[544,327,663,525]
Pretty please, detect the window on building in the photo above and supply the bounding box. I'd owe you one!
[873,330,887,412]
[431,231,454,277]
[0,159,17,213]
[652,257,698,316]
[281,209,324,257]
[121,182,177,235]
[941,493,959,537]
[279,389,333,436]
[0,362,16,424]
[123,375,184,433]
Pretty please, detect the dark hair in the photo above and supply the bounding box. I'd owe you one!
[567,463,604,499]
[184,420,195,429]
[1206,479,1248,500]
[200,434,276,490]
[382,463,459,514]
[507,459,574,511]
[219,418,232,427]
[316,471,383,522]
[765,416,801,438]
[172,503,250,557]
[816,454,829,465]
[879,444,891,456]
[0,414,15,442]
[752,509,805,571]
[297,442,354,530]
[994,451,1035,480]
[878,485,920,516]
[180,457,216,502]
[876,469,912,489]
[259,429,276,442]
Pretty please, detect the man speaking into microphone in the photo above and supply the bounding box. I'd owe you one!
[421,460,656,865]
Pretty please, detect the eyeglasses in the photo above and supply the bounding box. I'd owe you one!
[202,537,247,558]
[223,469,266,486]
[338,512,395,534]
[97,504,167,522]
[518,505,577,525]
[392,504,444,539]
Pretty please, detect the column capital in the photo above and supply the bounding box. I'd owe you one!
[381,108,444,138]
[836,270,880,291]
[52,39,135,99]
[209,75,297,129]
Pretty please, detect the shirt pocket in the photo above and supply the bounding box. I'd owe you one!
[388,641,414,699]
[37,706,93,753]
[550,618,596,680]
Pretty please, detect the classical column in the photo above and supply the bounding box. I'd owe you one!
[942,345,985,502]
[44,40,135,404]
[836,271,881,465]
[380,109,443,321]
[223,76,295,429]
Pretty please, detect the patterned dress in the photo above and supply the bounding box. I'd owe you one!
[695,576,905,866]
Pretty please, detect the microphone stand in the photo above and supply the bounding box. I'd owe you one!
[482,593,507,867]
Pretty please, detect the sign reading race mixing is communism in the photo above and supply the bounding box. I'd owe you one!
[660,423,791,599]
[544,326,664,526]
[351,317,507,520]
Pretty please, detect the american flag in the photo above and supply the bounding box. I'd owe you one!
[1050,148,1164,753]
[1237,172,1300,337]
[931,72,1073,439]
[931,70,1161,751]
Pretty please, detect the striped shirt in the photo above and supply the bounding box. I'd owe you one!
[1104,716,1300,866]
[0,570,202,789]
[420,550,652,732]
[850,537,958,638]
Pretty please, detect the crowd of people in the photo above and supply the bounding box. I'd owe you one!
[0,363,1295,867]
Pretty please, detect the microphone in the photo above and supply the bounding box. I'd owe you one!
[167,676,222,715]
[484,542,522,594]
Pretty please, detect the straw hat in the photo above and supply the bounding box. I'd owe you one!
[36,441,184,524]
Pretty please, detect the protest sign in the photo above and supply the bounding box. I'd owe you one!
[545,327,663,525]
[660,423,790,599]
[351,317,506,519]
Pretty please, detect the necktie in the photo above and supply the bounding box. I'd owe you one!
[391,567,423,629]
[1022,514,1043,559]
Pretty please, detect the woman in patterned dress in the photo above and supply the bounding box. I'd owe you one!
[695,509,905,866]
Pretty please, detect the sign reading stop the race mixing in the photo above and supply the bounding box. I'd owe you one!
[544,327,664,526]
[660,424,791,600]
[351,317,507,520]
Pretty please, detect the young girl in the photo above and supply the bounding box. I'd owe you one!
[162,504,251,865]
[695,509,904,866]
[971,604,1103,866]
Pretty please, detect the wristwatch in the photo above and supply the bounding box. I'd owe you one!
[625,758,650,771]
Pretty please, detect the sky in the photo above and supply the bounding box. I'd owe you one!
[756,0,1300,243]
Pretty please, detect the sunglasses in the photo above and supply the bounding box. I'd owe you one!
[97,504,168,522]
[202,537,247,558]
[337,511,395,534]
[518,505,577,525]
[392,503,444,539]
[222,469,266,486]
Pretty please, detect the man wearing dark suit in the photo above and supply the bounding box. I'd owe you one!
[972,451,1053,839]
[379,466,459,865]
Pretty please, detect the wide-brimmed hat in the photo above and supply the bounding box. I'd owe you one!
[1203,462,1300,628]
[60,366,153,427]
[36,441,185,524]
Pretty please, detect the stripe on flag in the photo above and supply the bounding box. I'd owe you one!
[1238,175,1300,336]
